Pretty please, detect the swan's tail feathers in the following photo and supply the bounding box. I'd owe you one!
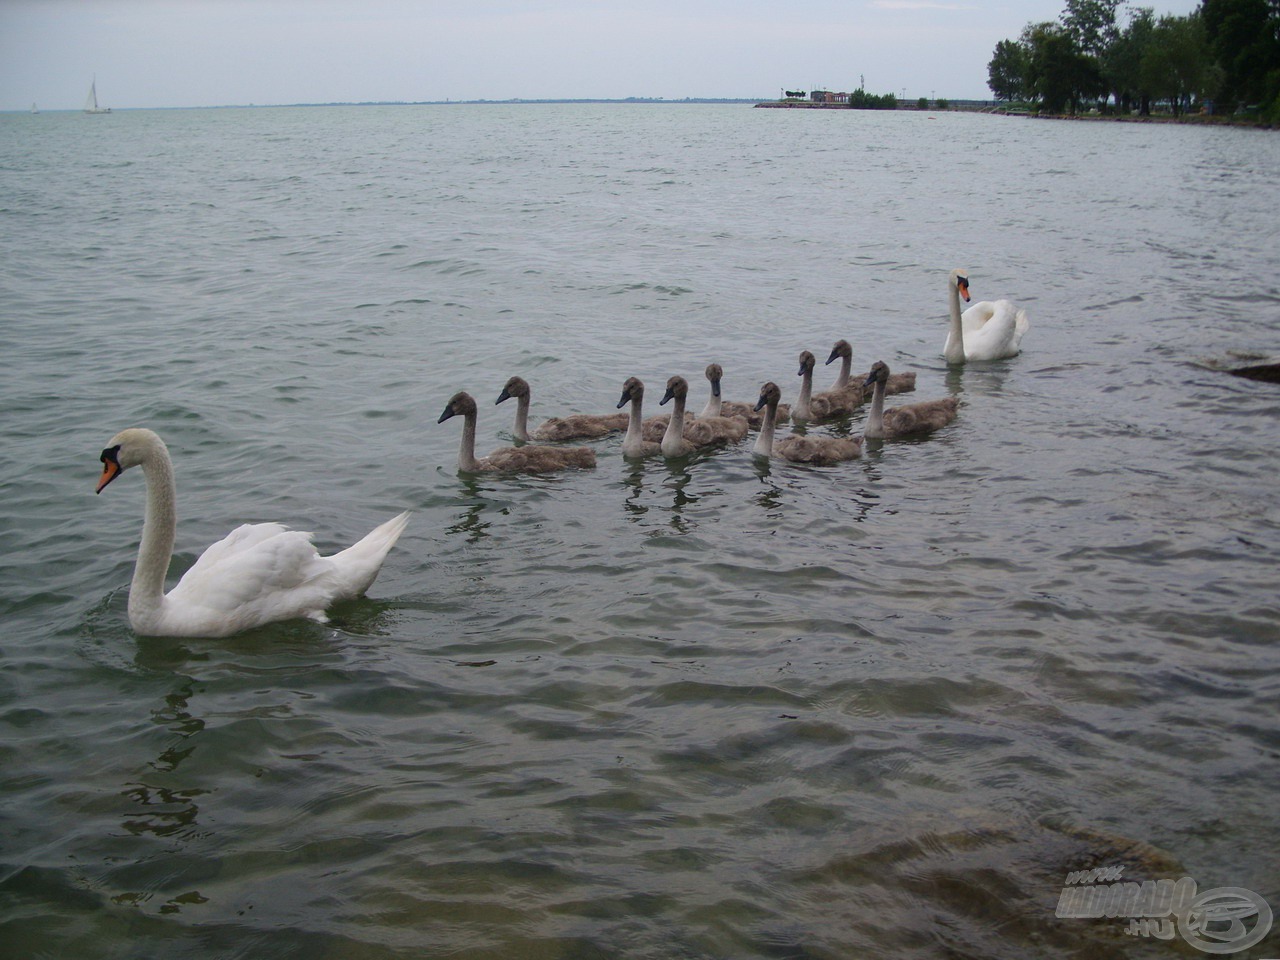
[1015,309,1030,335]
[329,510,412,598]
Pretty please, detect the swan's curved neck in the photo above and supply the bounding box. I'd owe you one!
[131,446,178,622]
[753,401,777,456]
[512,394,530,442]
[458,410,482,471]
[661,393,686,453]
[622,394,645,454]
[944,282,966,364]
[699,393,722,419]
[865,379,887,439]
[833,354,852,389]
[795,368,814,418]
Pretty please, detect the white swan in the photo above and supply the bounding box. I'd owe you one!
[864,361,958,439]
[943,268,1030,363]
[438,391,596,473]
[753,382,861,464]
[615,377,662,458]
[657,375,748,456]
[825,339,915,398]
[793,350,862,421]
[495,376,627,441]
[95,428,410,638]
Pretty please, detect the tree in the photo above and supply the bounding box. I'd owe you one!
[985,0,1278,122]
[1024,21,1106,113]
[1061,0,1123,55]
[848,89,898,109]
[1200,0,1280,112]
[1140,13,1210,115]
[988,38,1031,101]
[1102,6,1157,113]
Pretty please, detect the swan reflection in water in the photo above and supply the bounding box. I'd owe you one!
[618,456,702,535]
[445,475,504,543]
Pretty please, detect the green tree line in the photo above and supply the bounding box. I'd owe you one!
[848,89,898,109]
[987,0,1280,121]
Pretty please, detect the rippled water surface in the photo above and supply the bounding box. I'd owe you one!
[2,104,1278,959]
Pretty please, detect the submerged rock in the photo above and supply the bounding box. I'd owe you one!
[1198,352,1280,383]
[1229,363,1280,383]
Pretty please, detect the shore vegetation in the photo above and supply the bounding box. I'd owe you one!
[987,0,1280,123]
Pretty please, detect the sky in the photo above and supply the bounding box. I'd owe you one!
[1,0,1203,112]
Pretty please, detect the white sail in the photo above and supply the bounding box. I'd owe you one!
[84,79,110,114]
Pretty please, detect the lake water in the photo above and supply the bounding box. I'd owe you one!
[1,103,1278,959]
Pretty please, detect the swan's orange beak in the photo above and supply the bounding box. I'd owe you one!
[958,278,971,302]
[96,459,121,494]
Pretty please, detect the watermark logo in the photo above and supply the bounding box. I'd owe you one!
[1056,866,1273,954]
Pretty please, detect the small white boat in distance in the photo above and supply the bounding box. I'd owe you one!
[84,79,111,114]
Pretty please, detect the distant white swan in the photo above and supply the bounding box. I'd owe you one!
[496,376,627,441]
[753,382,861,464]
[657,375,748,456]
[438,391,597,472]
[615,377,662,458]
[943,268,1030,363]
[864,361,958,439]
[95,428,410,638]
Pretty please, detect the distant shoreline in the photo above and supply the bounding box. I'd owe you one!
[1024,111,1276,131]
[752,99,1276,129]
[5,97,769,113]
[19,100,1266,130]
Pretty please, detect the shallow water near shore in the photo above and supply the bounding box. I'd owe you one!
[1,103,1278,958]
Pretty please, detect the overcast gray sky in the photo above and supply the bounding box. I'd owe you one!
[2,0,1201,112]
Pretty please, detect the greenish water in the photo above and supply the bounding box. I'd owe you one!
[1,104,1277,959]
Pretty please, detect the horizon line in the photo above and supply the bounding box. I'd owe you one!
[12,94,994,113]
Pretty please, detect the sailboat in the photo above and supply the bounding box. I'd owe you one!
[84,78,111,114]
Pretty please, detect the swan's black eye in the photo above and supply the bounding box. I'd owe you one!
[101,445,121,465]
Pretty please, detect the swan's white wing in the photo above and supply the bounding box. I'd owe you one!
[1014,307,1030,338]
[960,300,998,334]
[177,522,294,578]
[326,510,412,597]
[962,299,1026,360]
[160,512,409,636]
[163,526,334,633]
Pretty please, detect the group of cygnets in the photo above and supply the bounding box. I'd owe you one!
[438,268,1029,473]
[437,347,953,472]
